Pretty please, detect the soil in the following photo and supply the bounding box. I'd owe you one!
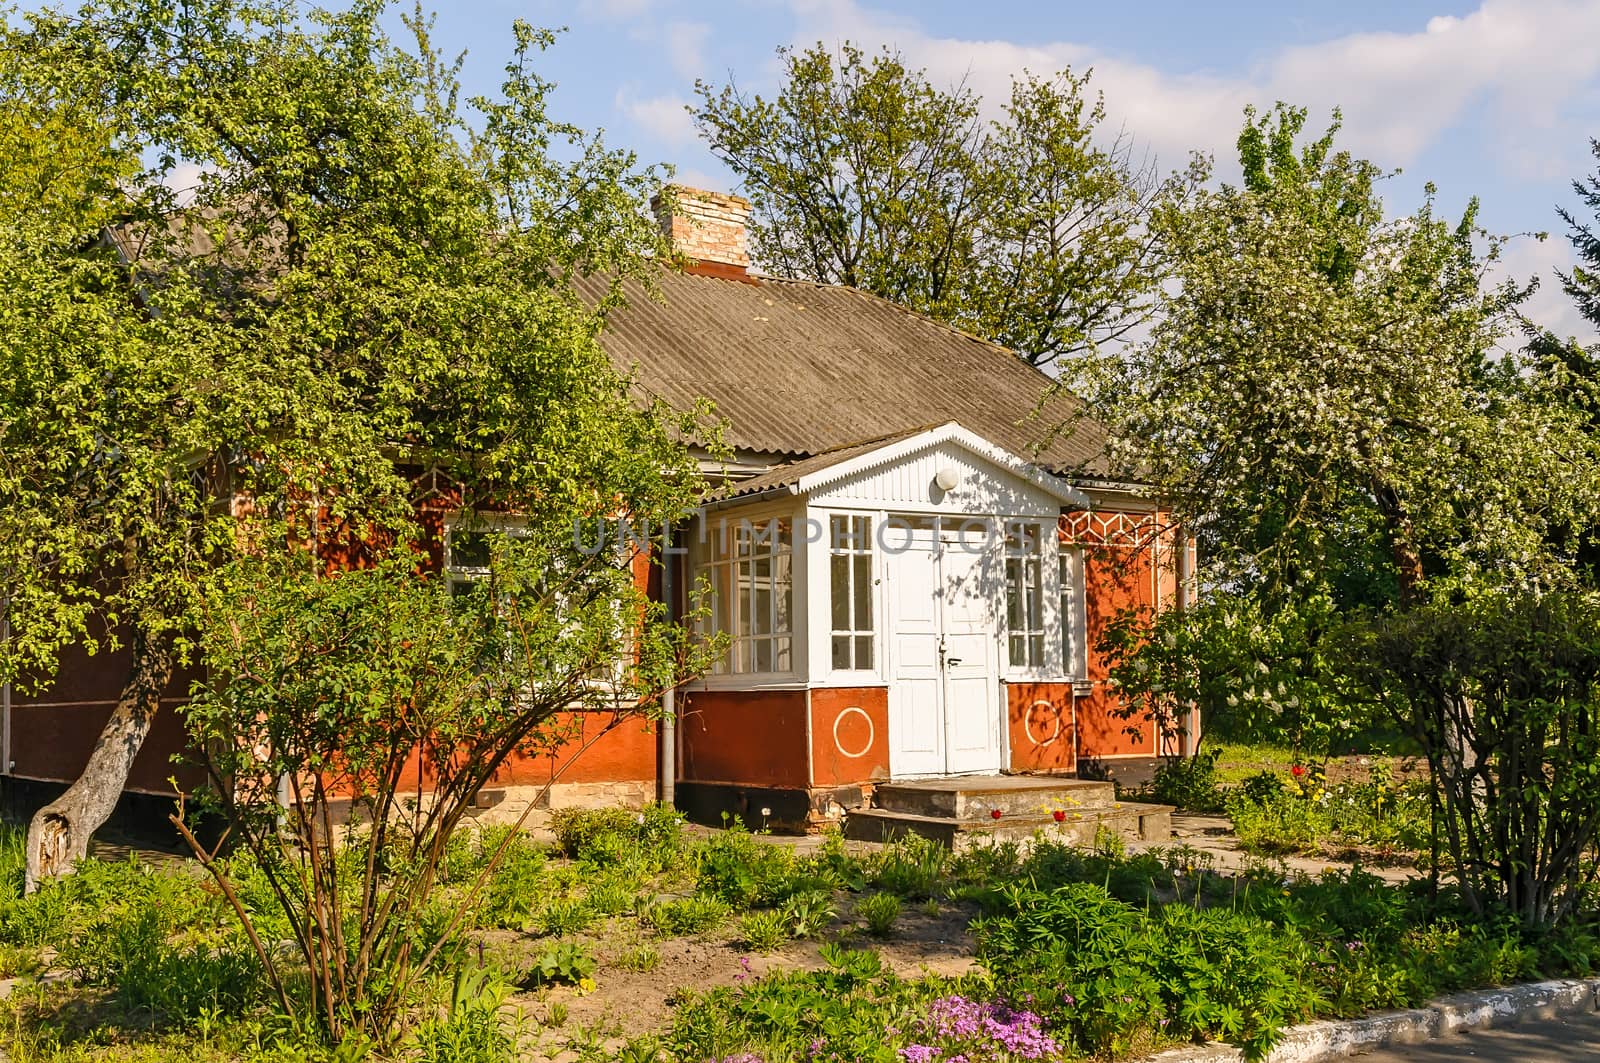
[501,897,979,1060]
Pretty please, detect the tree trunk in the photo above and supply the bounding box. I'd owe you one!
[25,629,172,892]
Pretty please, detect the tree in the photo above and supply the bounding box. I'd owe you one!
[182,539,711,1046]
[693,43,1190,367]
[0,0,701,888]
[1557,137,1600,330]
[1062,104,1598,609]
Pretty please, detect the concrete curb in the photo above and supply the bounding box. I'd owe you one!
[1146,977,1600,1062]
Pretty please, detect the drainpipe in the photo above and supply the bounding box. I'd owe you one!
[1174,525,1199,757]
[659,528,677,807]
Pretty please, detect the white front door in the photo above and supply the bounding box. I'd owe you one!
[887,519,1003,777]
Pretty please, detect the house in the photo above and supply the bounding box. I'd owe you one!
[0,184,1194,838]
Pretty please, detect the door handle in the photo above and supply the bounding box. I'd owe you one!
[946,657,963,668]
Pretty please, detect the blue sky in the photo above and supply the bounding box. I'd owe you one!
[413,0,1600,342]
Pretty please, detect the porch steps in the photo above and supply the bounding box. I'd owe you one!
[844,775,1172,850]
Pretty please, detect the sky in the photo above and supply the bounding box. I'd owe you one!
[407,0,1600,343]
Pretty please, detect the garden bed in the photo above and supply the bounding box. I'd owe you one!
[0,798,1596,1063]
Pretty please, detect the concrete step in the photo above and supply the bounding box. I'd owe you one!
[844,801,1173,851]
[872,776,1117,820]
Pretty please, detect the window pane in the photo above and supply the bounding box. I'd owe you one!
[1029,634,1045,667]
[774,636,791,673]
[1026,559,1043,628]
[1005,559,1023,626]
[774,552,792,634]
[1009,635,1026,667]
[755,638,773,673]
[831,554,849,629]
[832,634,851,670]
[852,554,872,629]
[450,531,493,569]
[856,636,873,669]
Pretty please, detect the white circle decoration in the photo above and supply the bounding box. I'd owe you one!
[1024,699,1062,747]
[832,706,875,759]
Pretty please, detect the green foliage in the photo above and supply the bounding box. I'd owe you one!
[614,942,661,973]
[1556,137,1600,331]
[550,805,685,871]
[693,43,1191,368]
[694,824,793,909]
[856,893,902,938]
[1148,748,1224,811]
[1225,763,1430,857]
[738,909,791,953]
[533,898,596,937]
[472,832,549,930]
[1346,591,1600,923]
[409,965,519,1063]
[780,890,838,939]
[524,942,597,988]
[668,946,952,1063]
[644,894,731,937]
[871,835,949,900]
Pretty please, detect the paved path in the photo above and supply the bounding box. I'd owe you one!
[1352,1009,1600,1060]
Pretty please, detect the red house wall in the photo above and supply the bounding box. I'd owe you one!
[1062,507,1177,760]
[678,688,809,788]
[809,686,889,787]
[1005,681,1077,773]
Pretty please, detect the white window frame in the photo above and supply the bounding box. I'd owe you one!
[826,513,877,676]
[443,515,631,691]
[689,506,801,684]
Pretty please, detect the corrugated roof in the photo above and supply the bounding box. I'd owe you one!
[709,424,938,500]
[580,270,1110,475]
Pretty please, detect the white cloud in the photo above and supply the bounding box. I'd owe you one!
[785,0,1600,180]
[1499,232,1598,344]
[663,20,712,82]
[615,88,698,147]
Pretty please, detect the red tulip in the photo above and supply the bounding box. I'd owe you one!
[990,808,1003,820]
[1290,764,1306,778]
[1052,810,1067,823]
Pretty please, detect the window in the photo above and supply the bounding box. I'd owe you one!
[445,520,526,594]
[1005,522,1046,669]
[829,515,874,671]
[1059,548,1079,675]
[698,516,794,675]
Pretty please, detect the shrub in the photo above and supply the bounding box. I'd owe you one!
[645,894,731,936]
[1148,748,1223,811]
[695,824,793,909]
[738,909,790,953]
[857,893,901,938]
[550,803,685,871]
[474,833,549,930]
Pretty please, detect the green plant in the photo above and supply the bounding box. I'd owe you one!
[738,909,791,953]
[534,898,596,937]
[872,835,948,900]
[524,942,597,988]
[782,890,838,938]
[615,942,661,973]
[1148,748,1223,811]
[645,894,731,936]
[409,964,519,1063]
[695,823,793,909]
[473,833,549,930]
[857,893,901,938]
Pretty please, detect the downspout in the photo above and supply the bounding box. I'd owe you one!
[658,528,677,807]
[1174,525,1198,757]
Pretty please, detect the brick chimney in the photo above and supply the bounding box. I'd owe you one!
[653,184,755,282]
